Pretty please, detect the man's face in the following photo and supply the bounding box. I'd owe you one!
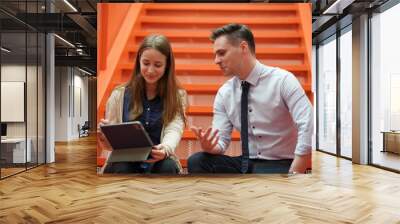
[213,35,242,77]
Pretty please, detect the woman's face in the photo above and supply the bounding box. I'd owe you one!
[139,48,167,86]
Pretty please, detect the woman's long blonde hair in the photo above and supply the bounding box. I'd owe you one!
[126,34,186,126]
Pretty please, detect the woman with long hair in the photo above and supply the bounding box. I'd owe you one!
[100,35,187,174]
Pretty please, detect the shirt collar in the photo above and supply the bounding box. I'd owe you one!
[237,60,262,87]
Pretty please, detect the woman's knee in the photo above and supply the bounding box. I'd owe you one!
[103,162,139,173]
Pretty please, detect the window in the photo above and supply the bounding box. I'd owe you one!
[317,35,337,154]
[339,27,352,158]
[0,1,47,179]
[371,3,400,171]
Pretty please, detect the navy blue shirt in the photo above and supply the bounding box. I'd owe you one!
[122,88,163,145]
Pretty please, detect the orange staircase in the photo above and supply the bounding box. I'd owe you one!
[97,3,312,167]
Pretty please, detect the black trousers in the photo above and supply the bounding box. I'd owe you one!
[103,158,179,174]
[188,152,293,174]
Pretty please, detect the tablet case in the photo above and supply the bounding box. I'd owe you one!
[100,121,153,162]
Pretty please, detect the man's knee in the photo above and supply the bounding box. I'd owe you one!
[152,158,178,174]
[188,152,212,173]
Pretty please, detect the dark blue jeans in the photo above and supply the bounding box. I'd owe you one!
[103,158,178,174]
[188,152,293,174]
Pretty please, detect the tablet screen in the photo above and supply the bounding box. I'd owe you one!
[100,121,154,150]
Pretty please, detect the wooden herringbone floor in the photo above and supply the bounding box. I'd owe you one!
[1,135,400,223]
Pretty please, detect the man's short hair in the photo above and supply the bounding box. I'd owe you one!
[210,23,255,55]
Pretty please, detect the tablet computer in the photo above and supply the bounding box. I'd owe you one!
[100,121,153,162]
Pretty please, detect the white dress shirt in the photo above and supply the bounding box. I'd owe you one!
[212,60,313,159]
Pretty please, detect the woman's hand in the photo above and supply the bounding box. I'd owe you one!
[144,144,167,163]
[97,119,111,150]
[97,119,112,172]
[98,119,109,129]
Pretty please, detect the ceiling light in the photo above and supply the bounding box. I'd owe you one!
[63,0,78,12]
[78,67,93,76]
[1,47,11,53]
[54,34,75,48]
[323,0,355,15]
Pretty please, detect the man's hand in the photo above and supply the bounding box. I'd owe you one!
[288,153,312,174]
[144,144,167,163]
[191,126,221,154]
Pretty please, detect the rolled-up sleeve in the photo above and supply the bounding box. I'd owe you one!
[212,89,233,153]
[281,72,313,155]
[105,89,123,125]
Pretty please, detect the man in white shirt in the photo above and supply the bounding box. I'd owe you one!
[188,24,313,174]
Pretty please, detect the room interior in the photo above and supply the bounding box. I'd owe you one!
[0,0,400,222]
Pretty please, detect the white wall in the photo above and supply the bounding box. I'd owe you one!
[55,67,69,141]
[1,65,39,137]
[1,65,26,139]
[55,67,89,141]
[1,64,45,164]
[72,73,89,138]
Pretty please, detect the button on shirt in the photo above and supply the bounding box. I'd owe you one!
[212,60,313,160]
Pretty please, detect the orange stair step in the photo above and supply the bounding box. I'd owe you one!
[183,129,241,141]
[121,63,308,73]
[140,16,300,25]
[144,4,298,11]
[127,46,306,56]
[134,30,301,39]
[187,106,213,116]
[177,64,310,73]
[180,159,187,168]
[182,84,220,95]
[97,157,106,167]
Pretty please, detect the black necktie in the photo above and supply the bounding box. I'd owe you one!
[240,81,250,173]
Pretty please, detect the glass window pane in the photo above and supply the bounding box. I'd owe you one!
[371,3,400,171]
[38,32,45,165]
[340,28,352,158]
[27,31,38,169]
[1,1,46,179]
[1,30,27,177]
[318,36,337,154]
